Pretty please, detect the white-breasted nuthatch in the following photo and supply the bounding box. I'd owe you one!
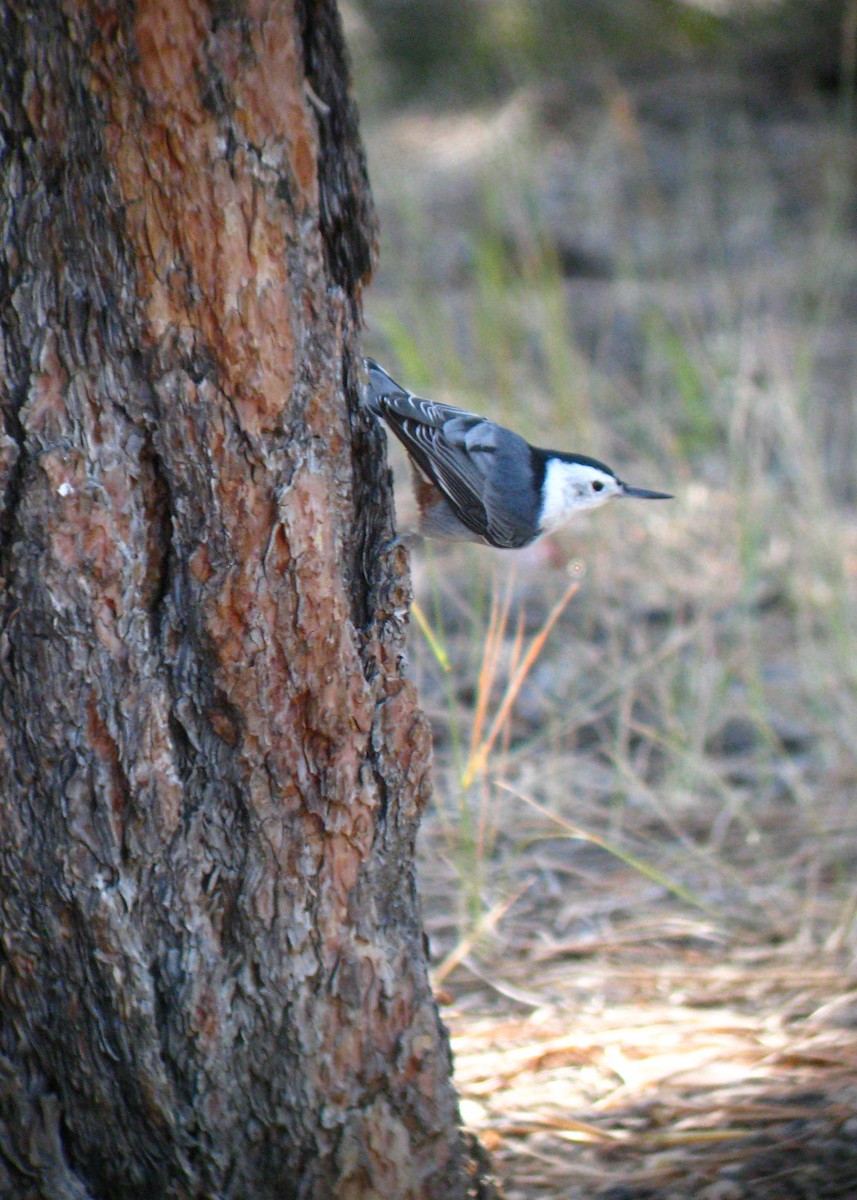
[363,359,672,549]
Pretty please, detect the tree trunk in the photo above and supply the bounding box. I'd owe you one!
[0,3,481,1197]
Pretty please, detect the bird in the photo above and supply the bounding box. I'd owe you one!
[362,358,672,550]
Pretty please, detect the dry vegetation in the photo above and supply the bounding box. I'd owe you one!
[354,4,857,1194]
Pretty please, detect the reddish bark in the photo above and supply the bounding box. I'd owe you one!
[0,3,490,1197]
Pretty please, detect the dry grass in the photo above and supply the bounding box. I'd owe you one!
[356,23,857,1196]
[409,496,857,1195]
[448,956,857,1198]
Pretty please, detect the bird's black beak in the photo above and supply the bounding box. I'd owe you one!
[620,482,673,500]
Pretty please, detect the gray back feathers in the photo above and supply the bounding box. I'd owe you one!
[363,359,541,548]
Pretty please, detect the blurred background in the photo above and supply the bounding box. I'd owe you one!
[349,3,857,1195]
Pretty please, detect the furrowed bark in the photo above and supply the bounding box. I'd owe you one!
[0,3,483,1197]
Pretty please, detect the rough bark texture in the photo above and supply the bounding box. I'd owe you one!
[0,3,475,1197]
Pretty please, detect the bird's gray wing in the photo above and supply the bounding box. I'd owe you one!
[365,363,536,547]
[441,416,537,547]
[381,400,537,546]
[377,401,495,540]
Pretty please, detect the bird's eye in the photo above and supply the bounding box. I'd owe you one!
[592,481,605,492]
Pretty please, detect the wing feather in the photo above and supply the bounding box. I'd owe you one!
[379,407,493,539]
[364,360,536,548]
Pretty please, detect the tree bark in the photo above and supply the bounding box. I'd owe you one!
[0,3,480,1197]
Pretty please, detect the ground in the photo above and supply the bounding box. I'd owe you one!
[354,8,857,1195]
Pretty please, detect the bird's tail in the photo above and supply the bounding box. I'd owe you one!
[362,358,408,414]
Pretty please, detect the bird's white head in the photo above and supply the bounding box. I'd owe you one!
[539,454,671,534]
[540,458,621,531]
